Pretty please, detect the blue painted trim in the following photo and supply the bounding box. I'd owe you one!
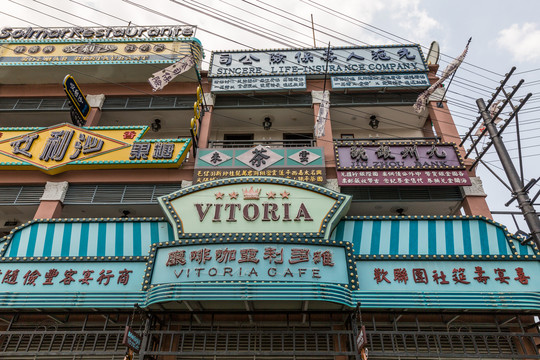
[60,223,72,256]
[445,220,454,255]
[79,223,89,257]
[8,231,21,257]
[370,221,381,254]
[389,220,399,254]
[25,224,39,257]
[428,221,436,255]
[133,222,142,256]
[409,221,418,255]
[478,220,490,255]
[97,223,107,256]
[353,220,363,254]
[115,222,124,257]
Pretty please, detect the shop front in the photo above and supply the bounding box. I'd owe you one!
[0,177,538,359]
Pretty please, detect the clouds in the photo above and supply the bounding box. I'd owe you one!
[497,23,540,62]
[388,0,440,44]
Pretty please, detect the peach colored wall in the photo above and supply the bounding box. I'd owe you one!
[34,200,63,219]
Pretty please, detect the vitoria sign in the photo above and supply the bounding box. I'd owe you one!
[159,177,352,238]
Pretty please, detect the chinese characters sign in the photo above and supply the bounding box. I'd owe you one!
[0,123,191,174]
[337,170,470,186]
[331,73,429,89]
[151,244,347,284]
[357,261,539,292]
[63,74,91,120]
[195,146,325,184]
[211,75,306,92]
[0,39,201,66]
[0,262,145,293]
[335,142,470,186]
[209,45,427,77]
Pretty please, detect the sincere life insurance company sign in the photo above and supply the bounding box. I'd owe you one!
[208,45,428,77]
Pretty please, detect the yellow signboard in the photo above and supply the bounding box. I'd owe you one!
[0,41,200,66]
[0,123,191,174]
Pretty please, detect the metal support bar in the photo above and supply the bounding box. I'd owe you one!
[460,66,516,147]
[467,79,525,161]
[477,98,540,247]
[470,92,532,170]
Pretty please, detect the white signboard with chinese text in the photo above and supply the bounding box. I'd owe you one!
[211,75,306,92]
[331,73,430,89]
[209,45,428,78]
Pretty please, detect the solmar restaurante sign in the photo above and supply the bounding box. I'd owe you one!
[0,26,195,40]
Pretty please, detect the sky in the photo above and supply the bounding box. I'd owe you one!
[1,0,540,234]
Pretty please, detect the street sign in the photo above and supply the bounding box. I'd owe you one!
[122,326,142,353]
[356,325,367,352]
[63,74,91,120]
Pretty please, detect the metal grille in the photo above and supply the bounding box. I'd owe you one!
[0,96,196,112]
[145,326,351,359]
[0,311,538,359]
[364,313,540,359]
[0,313,138,360]
[63,184,181,204]
[0,186,44,205]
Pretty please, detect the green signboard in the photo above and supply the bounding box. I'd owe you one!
[158,177,351,239]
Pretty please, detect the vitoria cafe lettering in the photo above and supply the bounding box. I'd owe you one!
[0,26,194,40]
[194,187,313,223]
[163,244,336,281]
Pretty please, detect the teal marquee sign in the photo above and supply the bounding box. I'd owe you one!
[0,178,538,310]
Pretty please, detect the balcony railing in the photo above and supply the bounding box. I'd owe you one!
[208,139,316,148]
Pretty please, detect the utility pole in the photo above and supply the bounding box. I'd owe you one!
[476,98,540,247]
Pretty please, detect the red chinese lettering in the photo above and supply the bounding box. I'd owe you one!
[79,270,94,285]
[393,268,408,284]
[117,269,133,285]
[60,269,77,285]
[43,269,59,285]
[412,268,429,284]
[123,131,137,139]
[432,270,450,284]
[289,248,310,264]
[216,248,237,263]
[190,248,212,265]
[452,268,470,284]
[2,270,19,284]
[514,267,530,285]
[23,270,41,286]
[494,268,510,284]
[374,268,391,284]
[96,270,115,285]
[473,266,490,284]
[313,250,334,266]
[239,249,259,264]
[166,250,186,266]
[263,247,284,264]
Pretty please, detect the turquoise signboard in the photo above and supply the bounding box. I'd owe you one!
[356,260,538,292]
[0,262,145,293]
[151,243,348,284]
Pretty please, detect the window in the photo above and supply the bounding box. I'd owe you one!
[223,133,254,148]
[283,133,313,147]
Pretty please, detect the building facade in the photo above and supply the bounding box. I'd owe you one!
[0,25,538,359]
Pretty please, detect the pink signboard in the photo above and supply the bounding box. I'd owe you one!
[334,142,471,187]
[337,169,471,186]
